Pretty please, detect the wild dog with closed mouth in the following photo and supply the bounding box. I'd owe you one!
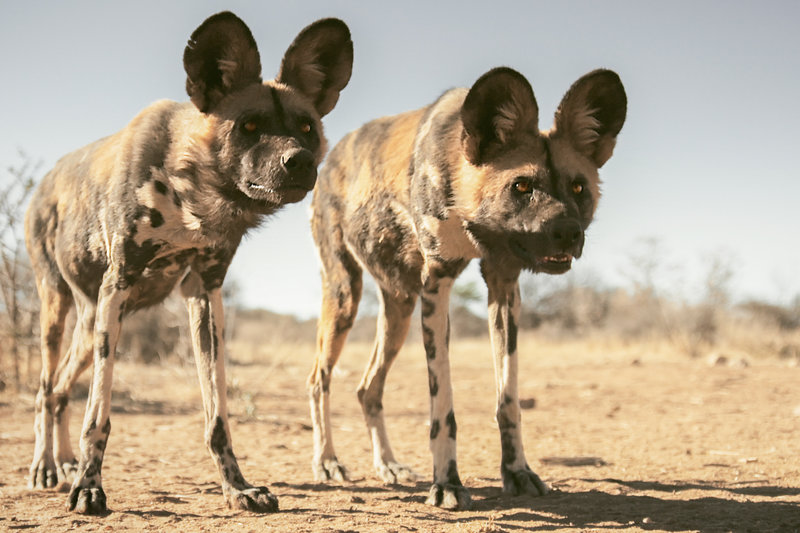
[25,11,352,514]
[308,67,626,509]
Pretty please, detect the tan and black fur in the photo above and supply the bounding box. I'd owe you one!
[25,11,352,514]
[308,67,626,509]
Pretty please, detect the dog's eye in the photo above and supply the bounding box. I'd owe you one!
[300,122,312,134]
[572,182,584,195]
[513,178,533,195]
[242,121,259,133]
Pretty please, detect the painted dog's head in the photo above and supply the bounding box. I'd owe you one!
[456,67,626,274]
[183,12,353,210]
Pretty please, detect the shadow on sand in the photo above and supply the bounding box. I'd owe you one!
[278,477,800,531]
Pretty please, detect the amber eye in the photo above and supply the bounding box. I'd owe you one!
[513,178,533,194]
[243,121,258,133]
[300,122,312,134]
[572,182,584,195]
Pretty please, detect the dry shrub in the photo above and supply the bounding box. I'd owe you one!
[72,260,800,366]
[516,279,799,361]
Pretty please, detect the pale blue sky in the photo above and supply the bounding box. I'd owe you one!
[1,1,798,316]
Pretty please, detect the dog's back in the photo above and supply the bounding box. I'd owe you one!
[311,89,471,298]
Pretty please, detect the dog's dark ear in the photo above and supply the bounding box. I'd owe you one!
[553,69,627,168]
[277,18,353,117]
[461,67,539,165]
[183,11,262,113]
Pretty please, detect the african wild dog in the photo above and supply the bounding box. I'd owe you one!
[308,67,626,509]
[25,11,352,514]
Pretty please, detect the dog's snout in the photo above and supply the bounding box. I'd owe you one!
[281,148,315,173]
[280,148,317,191]
[549,219,583,249]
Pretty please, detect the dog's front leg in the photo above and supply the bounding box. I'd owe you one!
[421,263,471,510]
[482,262,548,497]
[181,271,278,513]
[67,272,127,514]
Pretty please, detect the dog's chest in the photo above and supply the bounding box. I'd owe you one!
[115,179,229,309]
[416,214,480,262]
[120,243,197,311]
[129,173,222,246]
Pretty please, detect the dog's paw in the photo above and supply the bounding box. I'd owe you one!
[425,482,472,510]
[376,461,418,484]
[68,486,108,515]
[313,457,349,482]
[226,486,279,513]
[29,456,58,489]
[502,465,549,496]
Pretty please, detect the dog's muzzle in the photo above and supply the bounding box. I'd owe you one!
[243,147,317,205]
[280,147,317,191]
[509,218,584,274]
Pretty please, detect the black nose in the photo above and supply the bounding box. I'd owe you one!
[281,148,315,174]
[549,218,583,249]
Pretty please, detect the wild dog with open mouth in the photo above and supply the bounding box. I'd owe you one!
[25,11,352,514]
[308,67,625,509]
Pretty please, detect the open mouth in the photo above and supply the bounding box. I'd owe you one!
[246,182,314,205]
[509,238,574,273]
[539,253,573,273]
[247,182,313,192]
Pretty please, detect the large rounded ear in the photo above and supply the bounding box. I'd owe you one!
[277,18,353,117]
[553,69,627,168]
[461,67,539,165]
[183,11,262,113]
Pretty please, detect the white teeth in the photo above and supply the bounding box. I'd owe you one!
[247,183,277,194]
[544,254,572,262]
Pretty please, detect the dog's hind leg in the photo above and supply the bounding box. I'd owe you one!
[481,262,548,497]
[308,237,362,482]
[29,277,72,489]
[356,287,418,484]
[50,299,96,488]
[181,270,278,512]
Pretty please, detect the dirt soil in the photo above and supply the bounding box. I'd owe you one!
[1,336,799,532]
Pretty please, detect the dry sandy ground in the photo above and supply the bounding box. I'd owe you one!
[1,337,799,532]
